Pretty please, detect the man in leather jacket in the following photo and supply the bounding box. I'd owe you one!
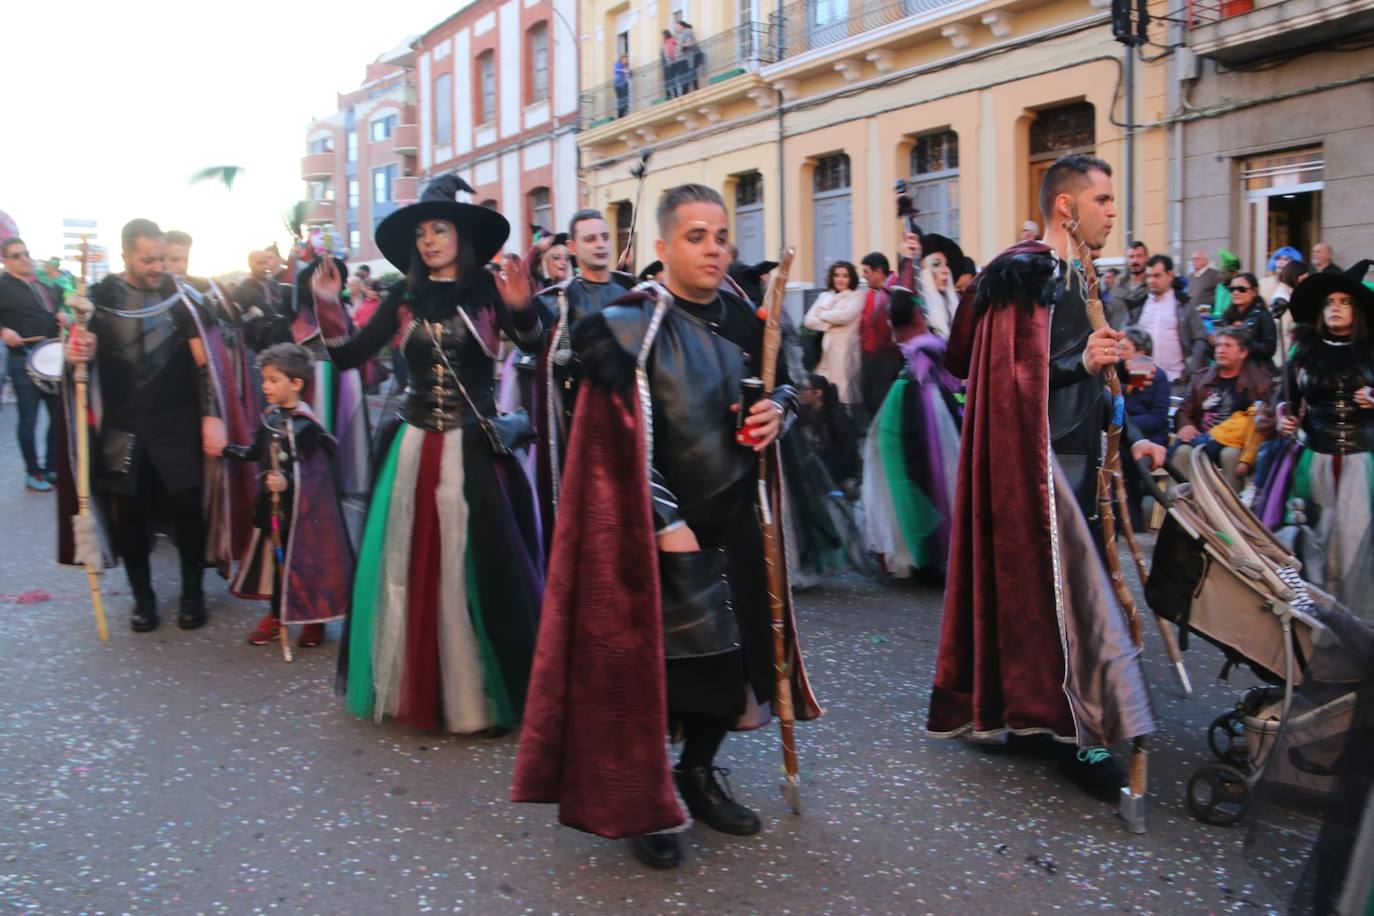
[513,184,821,871]
[531,209,636,529]
[64,219,228,632]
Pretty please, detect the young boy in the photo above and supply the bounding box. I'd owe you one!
[226,343,354,648]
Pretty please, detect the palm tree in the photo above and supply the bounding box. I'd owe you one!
[189,165,246,191]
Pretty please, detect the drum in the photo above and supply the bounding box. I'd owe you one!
[25,339,64,395]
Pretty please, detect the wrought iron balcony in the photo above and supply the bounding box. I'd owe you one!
[768,0,966,60]
[580,22,776,127]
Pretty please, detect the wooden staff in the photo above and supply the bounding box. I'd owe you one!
[755,247,799,813]
[1061,213,1150,832]
[268,426,293,663]
[70,238,108,642]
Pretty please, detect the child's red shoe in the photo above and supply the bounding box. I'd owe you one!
[247,613,281,645]
[297,623,326,648]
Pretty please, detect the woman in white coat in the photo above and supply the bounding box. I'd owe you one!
[803,260,865,407]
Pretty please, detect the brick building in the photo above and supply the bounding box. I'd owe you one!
[300,47,421,272]
[414,0,580,256]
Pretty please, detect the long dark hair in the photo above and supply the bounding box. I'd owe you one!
[1220,271,1264,324]
[826,260,858,292]
[404,229,498,314]
[1292,294,1370,371]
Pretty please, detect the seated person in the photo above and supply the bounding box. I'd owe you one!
[1169,327,1273,491]
[1120,326,1170,530]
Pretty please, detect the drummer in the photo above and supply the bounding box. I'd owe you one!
[0,237,64,492]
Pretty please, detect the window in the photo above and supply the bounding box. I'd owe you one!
[1028,101,1095,226]
[813,153,851,192]
[349,229,361,253]
[307,179,334,201]
[1029,101,1095,157]
[346,130,357,163]
[370,114,397,141]
[348,179,360,209]
[908,130,960,242]
[372,165,396,204]
[529,24,550,104]
[616,30,630,58]
[478,53,496,124]
[434,74,453,145]
[734,173,765,263]
[529,187,553,233]
[308,135,334,154]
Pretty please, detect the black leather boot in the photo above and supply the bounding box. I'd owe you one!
[177,563,207,630]
[128,565,159,633]
[629,832,682,869]
[674,766,762,836]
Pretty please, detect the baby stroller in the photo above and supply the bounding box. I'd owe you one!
[1144,448,1369,827]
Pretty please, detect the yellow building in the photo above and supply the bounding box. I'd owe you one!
[576,0,1167,287]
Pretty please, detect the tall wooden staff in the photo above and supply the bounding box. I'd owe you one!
[1062,212,1150,833]
[70,238,108,642]
[755,246,799,813]
[268,426,293,663]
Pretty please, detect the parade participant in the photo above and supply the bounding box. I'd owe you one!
[61,219,233,632]
[531,208,636,537]
[1255,266,1374,619]
[235,250,292,352]
[320,174,545,734]
[165,229,258,559]
[226,343,353,649]
[513,183,822,870]
[928,155,1160,798]
[0,237,63,491]
[861,284,962,578]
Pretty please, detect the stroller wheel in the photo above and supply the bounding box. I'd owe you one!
[1187,764,1251,827]
[1207,711,1250,768]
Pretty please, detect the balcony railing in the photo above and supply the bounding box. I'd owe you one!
[768,0,965,58]
[1184,0,1254,27]
[580,22,776,127]
[301,152,334,180]
[393,124,419,154]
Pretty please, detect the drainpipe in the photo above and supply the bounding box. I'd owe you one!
[1124,42,1135,249]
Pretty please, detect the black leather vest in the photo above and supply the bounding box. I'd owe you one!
[602,301,756,516]
[1047,272,1109,455]
[398,311,497,433]
[537,273,638,421]
[1296,342,1374,455]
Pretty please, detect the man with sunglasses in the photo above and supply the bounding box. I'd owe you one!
[0,237,63,491]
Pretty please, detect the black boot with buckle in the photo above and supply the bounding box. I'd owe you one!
[629,832,683,870]
[128,565,159,633]
[177,563,207,630]
[674,766,762,836]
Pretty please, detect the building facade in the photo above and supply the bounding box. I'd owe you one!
[301,52,421,272]
[1174,0,1374,275]
[413,0,580,257]
[575,0,1168,294]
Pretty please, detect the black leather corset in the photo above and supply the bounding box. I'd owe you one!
[1297,346,1374,455]
[399,313,497,433]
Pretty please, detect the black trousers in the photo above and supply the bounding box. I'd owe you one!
[106,456,205,585]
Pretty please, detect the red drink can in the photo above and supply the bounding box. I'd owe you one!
[736,377,765,445]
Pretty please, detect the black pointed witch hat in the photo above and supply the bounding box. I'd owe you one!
[374,174,510,271]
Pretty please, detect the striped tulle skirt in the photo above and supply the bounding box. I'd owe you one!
[337,421,544,733]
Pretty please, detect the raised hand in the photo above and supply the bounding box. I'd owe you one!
[494,254,531,310]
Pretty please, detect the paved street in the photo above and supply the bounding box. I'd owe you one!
[0,410,1301,914]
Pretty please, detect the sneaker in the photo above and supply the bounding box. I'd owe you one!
[297,623,326,648]
[25,475,53,492]
[1059,746,1126,801]
[247,613,281,645]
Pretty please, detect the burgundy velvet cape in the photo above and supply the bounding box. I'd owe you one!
[512,361,822,838]
[927,241,1155,747]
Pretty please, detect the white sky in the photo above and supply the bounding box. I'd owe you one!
[1,0,462,276]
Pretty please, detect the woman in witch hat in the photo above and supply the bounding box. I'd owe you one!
[313,173,547,732]
[1254,262,1374,619]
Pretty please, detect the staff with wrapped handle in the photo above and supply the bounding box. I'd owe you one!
[266,427,293,663]
[753,246,800,813]
[67,238,108,643]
